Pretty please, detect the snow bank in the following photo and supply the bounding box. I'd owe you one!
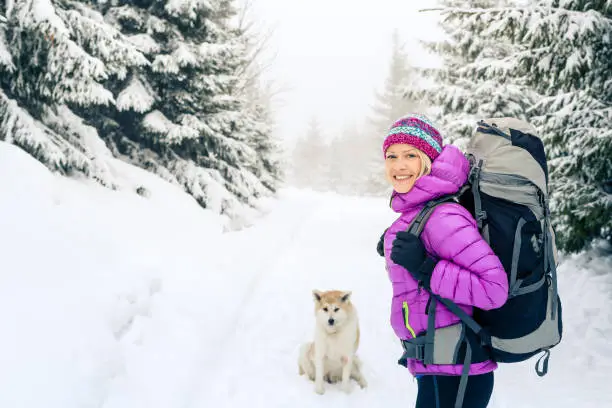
[0,142,224,408]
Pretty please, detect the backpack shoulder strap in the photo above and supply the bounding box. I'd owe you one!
[407,185,470,238]
[405,187,489,342]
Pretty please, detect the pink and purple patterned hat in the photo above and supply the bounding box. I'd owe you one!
[382,114,443,161]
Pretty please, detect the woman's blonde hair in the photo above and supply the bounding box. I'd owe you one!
[415,149,432,178]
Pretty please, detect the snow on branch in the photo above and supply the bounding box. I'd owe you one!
[178,114,213,134]
[126,33,160,55]
[0,21,14,71]
[151,54,180,74]
[165,0,214,21]
[168,158,240,218]
[530,90,609,116]
[11,0,69,34]
[58,7,149,79]
[522,7,611,45]
[173,43,198,67]
[441,5,611,47]
[0,90,115,187]
[51,77,114,106]
[0,90,63,162]
[10,20,114,105]
[198,42,239,61]
[142,110,175,134]
[116,76,156,113]
[142,110,200,142]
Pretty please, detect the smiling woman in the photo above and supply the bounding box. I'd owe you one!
[379,114,507,408]
[382,114,441,193]
[384,146,431,193]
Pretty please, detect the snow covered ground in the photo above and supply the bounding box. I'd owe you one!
[1,141,611,408]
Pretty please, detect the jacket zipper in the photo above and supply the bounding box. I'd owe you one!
[402,301,417,338]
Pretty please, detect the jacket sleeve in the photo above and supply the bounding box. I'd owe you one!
[422,203,509,310]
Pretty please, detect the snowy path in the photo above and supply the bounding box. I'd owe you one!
[190,192,413,408]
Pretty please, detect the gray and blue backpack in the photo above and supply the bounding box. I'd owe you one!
[401,118,563,407]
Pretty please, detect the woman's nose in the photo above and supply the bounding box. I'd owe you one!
[393,158,408,170]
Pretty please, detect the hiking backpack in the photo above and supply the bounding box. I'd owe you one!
[398,118,563,408]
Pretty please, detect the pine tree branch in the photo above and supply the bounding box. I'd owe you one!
[441,5,612,20]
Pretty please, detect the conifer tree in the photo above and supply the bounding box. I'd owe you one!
[327,121,367,195]
[0,0,147,187]
[430,0,612,251]
[89,0,274,216]
[242,81,285,192]
[290,116,327,190]
[1,0,284,220]
[405,0,533,148]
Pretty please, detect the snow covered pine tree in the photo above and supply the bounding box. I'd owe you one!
[406,0,611,251]
[87,0,279,219]
[0,0,148,187]
[0,0,281,221]
[403,0,535,149]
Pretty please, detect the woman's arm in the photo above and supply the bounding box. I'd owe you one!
[423,203,509,310]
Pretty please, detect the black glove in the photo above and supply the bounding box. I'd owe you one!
[376,229,388,257]
[390,231,436,289]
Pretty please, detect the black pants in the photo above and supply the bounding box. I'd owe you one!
[415,372,494,408]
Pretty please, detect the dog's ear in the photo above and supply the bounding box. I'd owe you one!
[340,291,352,302]
[312,290,322,302]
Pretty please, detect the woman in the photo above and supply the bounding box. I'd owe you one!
[378,114,508,408]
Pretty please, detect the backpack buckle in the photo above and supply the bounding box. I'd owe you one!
[401,339,425,362]
[468,166,479,183]
[476,209,487,222]
[468,159,484,184]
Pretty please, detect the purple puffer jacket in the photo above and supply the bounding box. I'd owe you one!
[383,145,509,376]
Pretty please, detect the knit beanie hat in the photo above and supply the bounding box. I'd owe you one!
[382,114,443,161]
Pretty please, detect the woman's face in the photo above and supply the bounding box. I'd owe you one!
[384,144,423,193]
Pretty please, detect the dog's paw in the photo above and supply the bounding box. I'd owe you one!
[325,374,340,384]
[315,383,325,395]
[341,381,352,394]
[358,377,368,389]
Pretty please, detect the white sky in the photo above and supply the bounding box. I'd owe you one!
[245,0,442,147]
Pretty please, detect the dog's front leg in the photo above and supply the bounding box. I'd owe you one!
[341,355,353,393]
[314,343,326,395]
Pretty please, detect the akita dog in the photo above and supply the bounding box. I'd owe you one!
[298,289,367,394]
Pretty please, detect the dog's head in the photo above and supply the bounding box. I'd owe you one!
[312,290,353,333]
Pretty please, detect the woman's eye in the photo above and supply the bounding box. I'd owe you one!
[386,155,396,160]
